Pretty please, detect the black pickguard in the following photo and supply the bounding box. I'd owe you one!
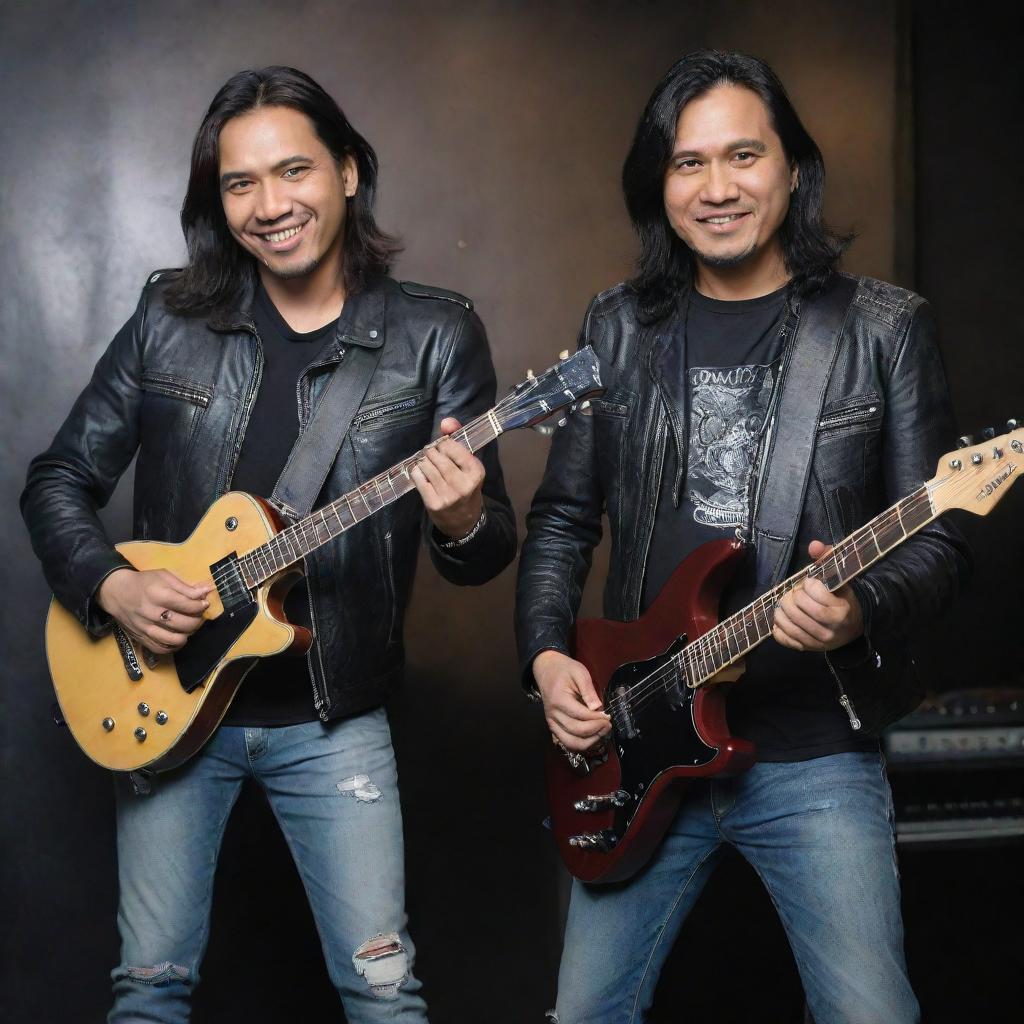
[607,636,719,830]
[174,602,258,693]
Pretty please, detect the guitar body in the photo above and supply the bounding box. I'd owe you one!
[547,538,756,883]
[45,492,310,772]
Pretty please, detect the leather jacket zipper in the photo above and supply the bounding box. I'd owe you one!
[305,583,329,721]
[627,401,666,618]
[293,346,346,721]
[383,530,397,645]
[225,326,264,490]
[818,403,878,431]
[826,657,863,730]
[354,396,418,427]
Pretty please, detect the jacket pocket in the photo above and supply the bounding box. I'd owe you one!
[817,394,882,435]
[140,370,213,407]
[590,397,630,418]
[353,389,431,432]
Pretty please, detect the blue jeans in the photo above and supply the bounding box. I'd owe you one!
[109,709,427,1023]
[555,752,918,1024]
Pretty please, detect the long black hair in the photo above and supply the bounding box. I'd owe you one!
[166,66,400,315]
[622,50,851,323]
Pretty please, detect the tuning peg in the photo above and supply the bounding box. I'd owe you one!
[981,426,996,440]
[526,368,535,380]
[559,350,569,360]
[1008,419,1019,431]
[957,435,973,448]
[557,417,568,427]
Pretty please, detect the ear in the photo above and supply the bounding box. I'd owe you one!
[342,154,359,198]
[790,164,799,194]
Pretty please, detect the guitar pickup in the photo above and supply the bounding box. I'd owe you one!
[568,829,619,852]
[610,686,639,740]
[573,790,632,813]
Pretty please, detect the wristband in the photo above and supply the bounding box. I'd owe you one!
[438,506,487,549]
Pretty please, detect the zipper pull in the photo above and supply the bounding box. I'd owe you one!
[838,694,862,731]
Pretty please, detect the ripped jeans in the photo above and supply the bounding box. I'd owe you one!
[109,709,427,1023]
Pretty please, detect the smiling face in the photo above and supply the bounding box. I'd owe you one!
[663,84,797,294]
[218,105,357,283]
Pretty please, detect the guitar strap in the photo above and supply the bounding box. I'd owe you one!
[269,335,384,522]
[752,272,859,590]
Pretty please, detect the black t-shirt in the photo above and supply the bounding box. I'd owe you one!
[642,285,877,762]
[220,284,339,727]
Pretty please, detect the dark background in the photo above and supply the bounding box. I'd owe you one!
[2,1,1021,1021]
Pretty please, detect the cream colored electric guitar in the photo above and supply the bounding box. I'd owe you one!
[45,349,604,771]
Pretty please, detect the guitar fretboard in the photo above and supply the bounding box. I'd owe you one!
[237,414,502,587]
[676,484,935,688]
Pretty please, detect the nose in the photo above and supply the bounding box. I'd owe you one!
[255,179,291,223]
[699,160,740,204]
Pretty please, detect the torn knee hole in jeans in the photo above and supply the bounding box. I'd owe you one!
[124,962,190,985]
[337,774,382,802]
[352,933,408,999]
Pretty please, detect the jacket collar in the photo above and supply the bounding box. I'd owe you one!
[207,272,387,352]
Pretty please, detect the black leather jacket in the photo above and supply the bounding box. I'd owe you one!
[515,272,971,735]
[23,272,517,721]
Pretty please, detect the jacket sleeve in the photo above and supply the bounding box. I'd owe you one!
[846,299,972,642]
[20,291,148,636]
[514,299,605,689]
[423,307,518,585]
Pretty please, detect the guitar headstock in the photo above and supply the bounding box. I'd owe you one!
[497,346,605,432]
[929,420,1024,516]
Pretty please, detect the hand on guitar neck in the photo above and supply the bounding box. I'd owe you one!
[97,568,212,655]
[532,649,612,754]
[410,416,487,542]
[773,540,865,653]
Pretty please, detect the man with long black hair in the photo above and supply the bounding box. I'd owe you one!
[517,50,969,1022]
[22,66,515,1021]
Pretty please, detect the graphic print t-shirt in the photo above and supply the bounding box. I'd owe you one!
[641,285,878,762]
[642,285,788,608]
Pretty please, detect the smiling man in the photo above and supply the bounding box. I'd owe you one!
[22,66,516,1022]
[516,51,970,1022]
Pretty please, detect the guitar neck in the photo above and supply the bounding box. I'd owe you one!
[681,483,936,688]
[238,411,503,587]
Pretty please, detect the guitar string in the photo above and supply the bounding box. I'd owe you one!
[209,386,563,592]
[603,486,934,719]
[603,484,938,721]
[602,484,939,722]
[241,407,510,582]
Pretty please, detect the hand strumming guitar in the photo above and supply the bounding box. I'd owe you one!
[532,649,612,753]
[97,568,212,654]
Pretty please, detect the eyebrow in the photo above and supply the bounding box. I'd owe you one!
[670,138,768,159]
[219,154,314,188]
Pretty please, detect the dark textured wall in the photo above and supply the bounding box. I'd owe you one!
[2,2,1019,1022]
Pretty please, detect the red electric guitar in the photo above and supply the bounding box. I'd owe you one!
[547,423,1023,883]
